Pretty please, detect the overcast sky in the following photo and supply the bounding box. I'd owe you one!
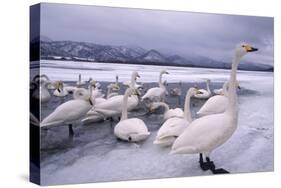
[40,3,274,65]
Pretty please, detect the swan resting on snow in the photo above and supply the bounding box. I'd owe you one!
[114,88,150,142]
[154,88,202,147]
[170,44,258,174]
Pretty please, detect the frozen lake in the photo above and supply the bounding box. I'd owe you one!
[35,60,273,185]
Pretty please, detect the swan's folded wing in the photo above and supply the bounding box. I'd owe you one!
[171,113,232,154]
[157,118,188,140]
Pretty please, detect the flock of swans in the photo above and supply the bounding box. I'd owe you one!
[32,44,258,174]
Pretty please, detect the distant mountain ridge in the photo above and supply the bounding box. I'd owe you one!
[39,40,273,72]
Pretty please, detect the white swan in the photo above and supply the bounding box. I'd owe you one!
[114,88,150,142]
[141,70,169,102]
[106,76,120,99]
[194,79,211,99]
[170,44,258,174]
[89,80,104,99]
[213,81,240,95]
[86,71,140,120]
[76,73,86,87]
[41,88,94,135]
[197,81,229,116]
[53,81,69,97]
[149,102,184,121]
[38,80,51,103]
[153,88,201,147]
[197,81,243,116]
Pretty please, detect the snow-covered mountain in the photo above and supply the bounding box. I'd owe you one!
[39,40,273,72]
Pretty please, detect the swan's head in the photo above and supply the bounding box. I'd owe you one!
[73,88,94,105]
[206,79,211,83]
[188,87,203,96]
[55,81,63,88]
[131,71,140,80]
[89,80,97,87]
[235,44,258,58]
[160,70,169,75]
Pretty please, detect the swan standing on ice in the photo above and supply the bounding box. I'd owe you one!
[194,79,211,99]
[85,71,141,123]
[153,88,202,147]
[53,81,69,97]
[141,70,169,102]
[170,44,258,174]
[114,88,150,142]
[41,87,94,136]
[149,102,184,121]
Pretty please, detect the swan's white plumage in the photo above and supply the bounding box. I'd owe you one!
[171,44,258,159]
[153,88,200,147]
[171,113,236,155]
[194,80,211,99]
[114,118,150,142]
[196,95,228,116]
[141,70,168,102]
[149,102,183,121]
[41,88,93,128]
[153,117,188,146]
[114,88,150,142]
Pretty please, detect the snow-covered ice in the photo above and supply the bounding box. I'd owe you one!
[36,60,273,185]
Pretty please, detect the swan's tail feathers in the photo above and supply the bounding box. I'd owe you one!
[153,137,174,147]
[82,114,105,124]
[40,120,64,129]
[170,146,198,155]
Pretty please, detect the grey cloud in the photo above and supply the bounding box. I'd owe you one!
[40,3,274,65]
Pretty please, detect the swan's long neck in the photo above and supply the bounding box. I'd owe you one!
[154,102,169,113]
[121,89,131,121]
[159,73,165,88]
[206,81,210,93]
[183,92,192,122]
[78,74,81,83]
[131,76,136,89]
[115,76,119,85]
[222,82,229,96]
[226,54,240,115]
[107,86,112,97]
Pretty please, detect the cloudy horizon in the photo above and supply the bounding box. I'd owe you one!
[40,3,274,65]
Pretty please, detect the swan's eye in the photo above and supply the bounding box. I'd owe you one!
[128,136,132,141]
[241,45,245,47]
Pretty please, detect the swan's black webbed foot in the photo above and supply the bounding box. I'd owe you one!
[206,157,230,174]
[199,153,209,171]
[68,124,74,137]
[211,168,230,174]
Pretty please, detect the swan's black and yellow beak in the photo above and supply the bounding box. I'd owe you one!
[243,45,258,52]
[89,98,94,106]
